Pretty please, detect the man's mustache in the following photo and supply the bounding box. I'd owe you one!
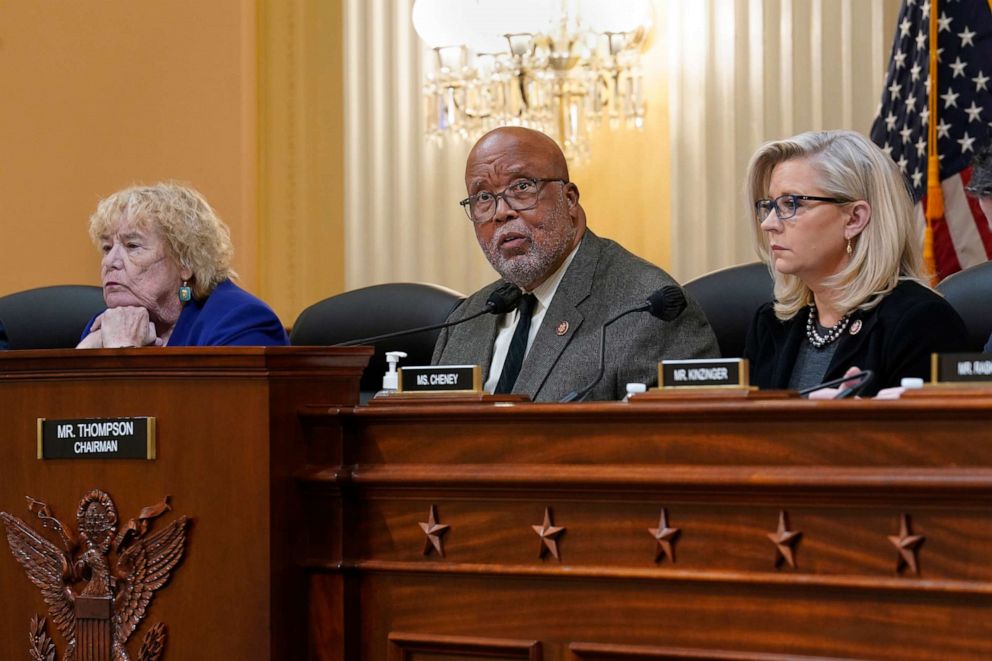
[491,222,533,246]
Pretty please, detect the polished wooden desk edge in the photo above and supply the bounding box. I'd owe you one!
[298,463,992,489]
[294,395,992,423]
[300,559,992,596]
[0,346,374,378]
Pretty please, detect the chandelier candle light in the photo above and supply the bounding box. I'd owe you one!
[411,0,654,160]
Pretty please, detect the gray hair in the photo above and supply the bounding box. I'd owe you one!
[89,182,236,300]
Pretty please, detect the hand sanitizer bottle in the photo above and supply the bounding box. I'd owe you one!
[375,351,407,398]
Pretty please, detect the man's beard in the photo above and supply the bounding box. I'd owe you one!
[478,193,577,289]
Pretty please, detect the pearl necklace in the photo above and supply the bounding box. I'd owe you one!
[805,304,850,349]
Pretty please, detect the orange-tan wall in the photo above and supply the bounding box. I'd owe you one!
[0,1,259,294]
[257,0,346,323]
[571,0,670,271]
[0,1,346,326]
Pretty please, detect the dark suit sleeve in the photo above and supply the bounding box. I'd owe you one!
[743,306,762,364]
[610,293,720,397]
[880,297,969,386]
[430,298,468,364]
[742,302,775,390]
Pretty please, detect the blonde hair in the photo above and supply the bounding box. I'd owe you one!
[88,182,236,299]
[744,130,926,320]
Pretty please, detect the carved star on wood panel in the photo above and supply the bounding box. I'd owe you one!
[418,505,450,557]
[767,510,802,569]
[648,507,681,563]
[888,513,925,575]
[532,507,565,560]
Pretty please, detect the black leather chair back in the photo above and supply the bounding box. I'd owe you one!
[0,285,106,349]
[684,262,775,359]
[290,282,465,398]
[936,261,992,351]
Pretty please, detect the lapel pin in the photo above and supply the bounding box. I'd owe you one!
[849,319,862,335]
[556,321,569,336]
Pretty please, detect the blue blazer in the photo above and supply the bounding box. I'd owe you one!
[84,280,288,347]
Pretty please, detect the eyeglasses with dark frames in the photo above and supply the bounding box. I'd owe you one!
[754,194,850,223]
[460,178,568,224]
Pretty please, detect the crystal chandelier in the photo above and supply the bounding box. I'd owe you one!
[412,0,654,161]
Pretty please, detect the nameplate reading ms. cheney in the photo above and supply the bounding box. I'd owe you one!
[399,365,482,393]
[38,417,156,460]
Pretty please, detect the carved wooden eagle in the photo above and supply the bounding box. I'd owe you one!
[0,490,188,661]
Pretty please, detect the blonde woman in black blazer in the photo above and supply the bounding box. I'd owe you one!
[743,130,968,396]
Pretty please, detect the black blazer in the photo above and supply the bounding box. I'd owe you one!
[744,280,969,396]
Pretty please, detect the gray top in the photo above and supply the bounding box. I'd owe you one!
[788,321,840,392]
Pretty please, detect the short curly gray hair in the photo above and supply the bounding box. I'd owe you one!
[88,182,237,300]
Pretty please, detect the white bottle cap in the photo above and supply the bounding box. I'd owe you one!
[383,351,407,391]
[625,383,647,395]
[900,377,924,389]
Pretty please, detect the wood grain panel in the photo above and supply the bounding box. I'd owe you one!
[388,632,540,661]
[342,571,992,660]
[570,641,863,660]
[303,397,992,659]
[0,348,369,661]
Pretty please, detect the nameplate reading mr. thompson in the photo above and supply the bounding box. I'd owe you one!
[38,417,156,460]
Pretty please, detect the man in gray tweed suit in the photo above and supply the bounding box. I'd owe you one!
[432,127,718,401]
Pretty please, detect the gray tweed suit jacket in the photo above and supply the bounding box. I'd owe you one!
[431,231,719,401]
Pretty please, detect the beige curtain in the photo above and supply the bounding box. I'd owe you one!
[344,0,493,295]
[667,0,900,281]
[344,0,902,290]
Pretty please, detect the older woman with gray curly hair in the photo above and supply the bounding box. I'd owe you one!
[78,183,288,348]
[743,130,968,396]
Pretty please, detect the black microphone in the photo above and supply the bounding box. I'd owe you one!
[796,369,874,399]
[336,282,522,347]
[559,285,688,402]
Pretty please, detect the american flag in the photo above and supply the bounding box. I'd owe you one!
[870,0,992,280]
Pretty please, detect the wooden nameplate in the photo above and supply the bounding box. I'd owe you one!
[367,392,531,406]
[629,387,799,401]
[902,383,992,399]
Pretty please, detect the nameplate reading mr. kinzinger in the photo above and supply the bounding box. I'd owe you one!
[38,417,156,460]
[659,358,749,388]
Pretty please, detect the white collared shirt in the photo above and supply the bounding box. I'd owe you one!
[484,243,581,393]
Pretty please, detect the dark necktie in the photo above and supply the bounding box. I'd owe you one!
[494,294,538,394]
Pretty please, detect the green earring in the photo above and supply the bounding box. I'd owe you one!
[178,281,192,303]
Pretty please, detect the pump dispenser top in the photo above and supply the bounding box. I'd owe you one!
[382,351,407,392]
